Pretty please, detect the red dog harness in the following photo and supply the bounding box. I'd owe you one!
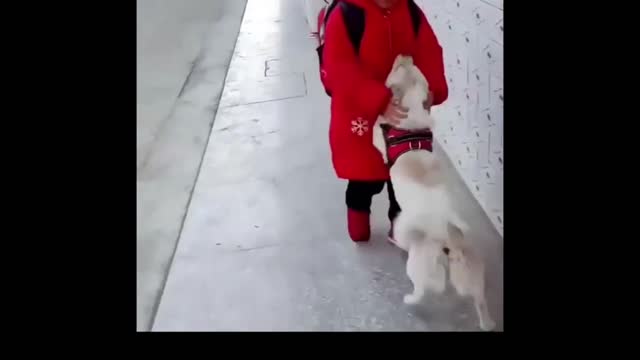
[380,124,433,167]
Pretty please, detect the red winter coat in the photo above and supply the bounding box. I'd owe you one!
[323,0,447,181]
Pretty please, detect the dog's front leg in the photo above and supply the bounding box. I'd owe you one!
[403,244,426,305]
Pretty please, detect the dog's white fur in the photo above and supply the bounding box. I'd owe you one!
[372,55,495,331]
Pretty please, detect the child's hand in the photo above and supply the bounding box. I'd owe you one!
[382,98,408,126]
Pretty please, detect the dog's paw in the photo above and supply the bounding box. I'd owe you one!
[479,317,496,331]
[403,293,421,305]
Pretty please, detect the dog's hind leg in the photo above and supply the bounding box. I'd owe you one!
[403,242,426,304]
[427,260,446,294]
[404,285,425,305]
[474,294,496,331]
[448,252,470,297]
[469,257,494,330]
[404,256,444,304]
[451,248,495,330]
[393,212,414,251]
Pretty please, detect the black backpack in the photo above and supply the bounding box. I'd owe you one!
[316,0,422,96]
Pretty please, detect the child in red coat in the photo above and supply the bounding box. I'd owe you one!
[322,0,448,242]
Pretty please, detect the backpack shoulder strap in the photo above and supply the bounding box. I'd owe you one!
[407,0,422,37]
[323,0,340,28]
[339,2,365,55]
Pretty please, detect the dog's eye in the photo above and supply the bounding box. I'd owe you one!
[487,114,491,120]
[487,52,492,59]
[475,185,480,191]
[486,172,490,179]
[497,216,502,223]
[499,157,503,164]
[476,74,480,80]
[476,13,480,19]
[499,94,503,101]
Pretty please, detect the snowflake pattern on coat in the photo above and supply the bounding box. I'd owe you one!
[351,118,369,136]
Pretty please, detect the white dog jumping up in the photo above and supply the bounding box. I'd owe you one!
[372,55,495,331]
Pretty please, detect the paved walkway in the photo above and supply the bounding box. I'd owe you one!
[136,0,247,331]
[151,0,503,331]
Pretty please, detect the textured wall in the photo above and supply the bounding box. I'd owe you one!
[307,0,504,234]
[419,0,503,235]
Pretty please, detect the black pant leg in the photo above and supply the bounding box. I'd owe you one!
[346,180,386,213]
[387,180,401,222]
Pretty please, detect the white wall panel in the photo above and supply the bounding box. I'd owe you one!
[421,0,503,235]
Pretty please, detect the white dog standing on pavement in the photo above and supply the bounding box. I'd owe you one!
[372,55,495,331]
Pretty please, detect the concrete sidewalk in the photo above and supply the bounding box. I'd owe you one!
[151,0,503,331]
[136,0,247,331]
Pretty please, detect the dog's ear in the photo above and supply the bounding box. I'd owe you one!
[404,55,414,66]
[392,55,403,71]
[393,55,413,70]
[409,64,429,93]
[396,55,413,67]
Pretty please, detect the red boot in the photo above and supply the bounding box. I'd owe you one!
[347,208,370,242]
